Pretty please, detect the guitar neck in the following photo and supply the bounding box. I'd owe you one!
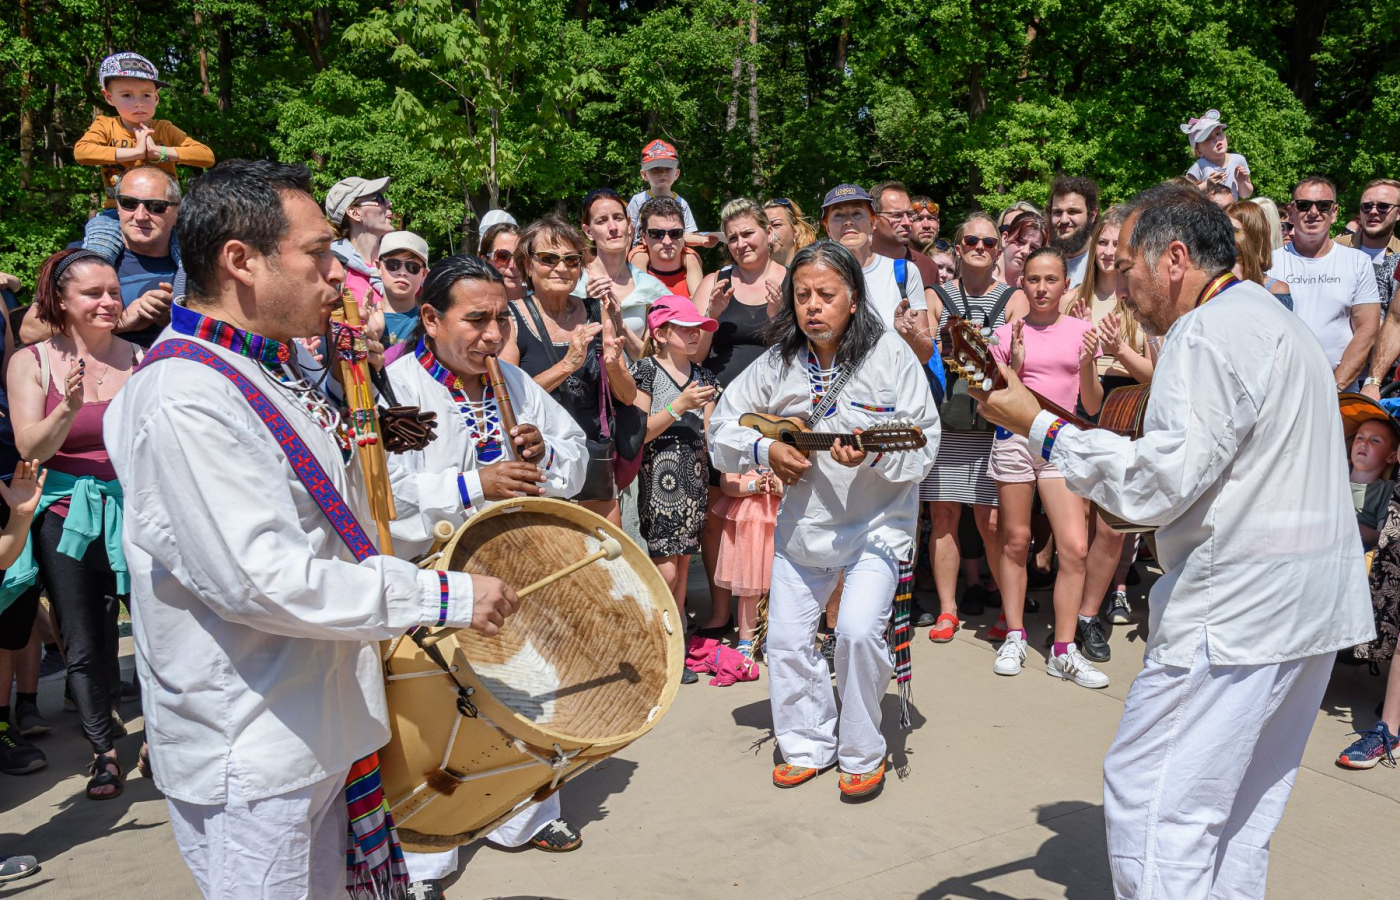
[1029,390,1097,431]
[783,432,863,452]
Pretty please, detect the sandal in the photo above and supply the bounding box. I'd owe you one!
[772,762,831,788]
[86,752,124,801]
[928,613,959,643]
[839,763,885,799]
[528,818,582,852]
[137,744,153,780]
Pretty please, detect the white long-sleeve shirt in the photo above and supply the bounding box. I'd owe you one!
[383,348,588,559]
[1027,279,1373,666]
[106,327,478,805]
[708,332,940,568]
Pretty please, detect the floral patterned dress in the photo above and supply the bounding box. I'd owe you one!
[1360,480,1400,661]
[630,357,718,558]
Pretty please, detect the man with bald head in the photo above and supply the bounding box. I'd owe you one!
[974,184,1372,900]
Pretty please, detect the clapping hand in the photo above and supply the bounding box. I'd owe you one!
[708,278,735,318]
[1008,319,1026,372]
[563,323,604,372]
[893,297,919,339]
[0,460,46,520]
[1098,312,1124,355]
[1067,297,1091,321]
[63,361,85,412]
[1081,325,1101,363]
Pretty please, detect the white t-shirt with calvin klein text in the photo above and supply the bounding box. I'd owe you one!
[1271,242,1380,369]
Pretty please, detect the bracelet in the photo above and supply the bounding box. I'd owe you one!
[746,479,758,494]
[1364,377,1383,387]
[158,146,169,163]
[665,402,681,420]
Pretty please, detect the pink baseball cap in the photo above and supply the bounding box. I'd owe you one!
[647,295,717,332]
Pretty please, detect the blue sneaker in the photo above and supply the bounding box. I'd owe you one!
[1337,722,1398,770]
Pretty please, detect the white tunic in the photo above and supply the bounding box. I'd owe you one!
[708,332,940,568]
[1027,279,1374,666]
[383,350,588,559]
[106,327,477,805]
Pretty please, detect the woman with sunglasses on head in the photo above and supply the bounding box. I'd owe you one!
[6,248,142,801]
[921,214,1013,643]
[576,188,669,361]
[763,197,817,268]
[481,221,525,302]
[500,215,636,525]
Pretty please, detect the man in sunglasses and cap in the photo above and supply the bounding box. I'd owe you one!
[1271,175,1380,392]
[326,175,396,314]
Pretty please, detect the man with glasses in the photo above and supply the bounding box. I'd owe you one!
[21,166,180,347]
[1337,179,1400,287]
[636,196,696,297]
[870,180,940,317]
[1271,176,1380,392]
[909,195,941,249]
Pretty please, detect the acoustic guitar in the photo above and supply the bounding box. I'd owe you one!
[739,412,927,453]
[940,316,1153,533]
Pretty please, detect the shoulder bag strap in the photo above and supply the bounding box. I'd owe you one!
[142,339,379,562]
[985,283,1015,328]
[520,294,562,367]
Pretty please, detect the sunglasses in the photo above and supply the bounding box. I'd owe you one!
[961,236,998,249]
[1292,199,1336,214]
[1360,202,1396,215]
[354,193,389,207]
[116,195,178,214]
[765,198,794,210]
[933,239,952,251]
[646,227,686,241]
[489,249,514,264]
[910,200,940,216]
[382,257,424,275]
[532,251,584,270]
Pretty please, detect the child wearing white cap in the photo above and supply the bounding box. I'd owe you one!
[1181,109,1254,200]
[375,230,430,348]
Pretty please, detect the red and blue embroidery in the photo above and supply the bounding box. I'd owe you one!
[807,345,838,420]
[850,401,895,413]
[436,571,451,626]
[416,339,504,463]
[1041,417,1067,461]
[171,303,290,366]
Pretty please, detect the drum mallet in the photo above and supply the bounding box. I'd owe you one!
[420,531,624,647]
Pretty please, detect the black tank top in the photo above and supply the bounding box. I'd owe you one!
[510,295,606,444]
[705,267,772,386]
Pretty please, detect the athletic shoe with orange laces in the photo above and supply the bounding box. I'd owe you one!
[988,615,1009,641]
[839,763,885,798]
[772,762,830,788]
[928,613,958,643]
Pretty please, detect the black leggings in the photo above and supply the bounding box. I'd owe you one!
[34,508,122,755]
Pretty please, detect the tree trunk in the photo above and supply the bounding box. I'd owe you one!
[194,8,212,96]
[1284,0,1333,106]
[216,19,234,112]
[747,2,760,190]
[17,0,36,191]
[725,38,742,183]
[968,62,988,208]
[834,17,850,75]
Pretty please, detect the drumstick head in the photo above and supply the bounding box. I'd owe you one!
[433,520,456,540]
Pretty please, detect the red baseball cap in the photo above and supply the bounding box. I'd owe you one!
[641,139,680,171]
[647,295,717,332]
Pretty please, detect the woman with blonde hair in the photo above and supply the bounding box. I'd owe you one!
[1228,201,1293,309]
[764,197,817,268]
[1249,197,1286,251]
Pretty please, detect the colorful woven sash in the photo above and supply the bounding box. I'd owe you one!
[143,335,408,899]
[887,558,914,729]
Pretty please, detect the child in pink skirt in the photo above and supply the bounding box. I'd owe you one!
[709,468,782,659]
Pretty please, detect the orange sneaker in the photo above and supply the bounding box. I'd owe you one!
[772,762,829,788]
[839,763,885,798]
[928,613,959,643]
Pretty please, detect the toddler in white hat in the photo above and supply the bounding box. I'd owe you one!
[1180,109,1254,200]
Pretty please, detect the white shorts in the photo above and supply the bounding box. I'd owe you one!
[988,429,1062,484]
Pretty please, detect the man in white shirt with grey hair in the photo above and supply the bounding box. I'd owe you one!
[973,183,1373,900]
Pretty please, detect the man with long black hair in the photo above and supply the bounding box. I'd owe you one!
[708,241,940,799]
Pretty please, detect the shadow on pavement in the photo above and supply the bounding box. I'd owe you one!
[914,801,1113,900]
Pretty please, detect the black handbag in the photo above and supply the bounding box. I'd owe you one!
[933,281,1013,433]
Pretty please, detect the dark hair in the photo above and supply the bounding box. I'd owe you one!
[178,159,315,303]
[581,187,626,226]
[480,222,520,257]
[410,254,505,344]
[1293,175,1338,199]
[33,249,116,335]
[869,180,909,213]
[1023,245,1067,275]
[515,215,587,292]
[1050,175,1101,215]
[1125,184,1236,277]
[1203,181,1234,200]
[638,196,685,232]
[768,241,883,370]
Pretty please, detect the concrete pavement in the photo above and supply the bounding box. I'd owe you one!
[3,577,1395,900]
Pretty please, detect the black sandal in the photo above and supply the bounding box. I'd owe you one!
[137,744,153,780]
[86,752,124,801]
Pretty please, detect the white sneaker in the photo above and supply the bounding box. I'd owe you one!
[993,633,1028,676]
[1047,645,1110,689]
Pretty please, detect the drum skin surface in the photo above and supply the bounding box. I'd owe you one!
[379,498,683,851]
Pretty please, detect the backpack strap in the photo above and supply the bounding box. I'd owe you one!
[893,258,908,301]
[142,338,379,562]
[985,283,1015,329]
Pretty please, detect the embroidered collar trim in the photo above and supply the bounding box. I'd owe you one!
[170,304,291,366]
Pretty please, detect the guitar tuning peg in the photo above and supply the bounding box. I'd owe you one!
[981,376,993,392]
[980,325,993,338]
[988,336,1000,346]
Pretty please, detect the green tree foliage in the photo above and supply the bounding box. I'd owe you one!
[1,0,1397,285]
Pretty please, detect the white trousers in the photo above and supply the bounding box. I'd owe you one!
[167,769,349,900]
[1103,636,1333,900]
[767,553,896,775]
[401,793,562,882]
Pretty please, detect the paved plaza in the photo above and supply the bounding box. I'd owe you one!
[2,573,1394,900]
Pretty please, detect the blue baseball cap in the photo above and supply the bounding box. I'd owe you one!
[821,183,874,212]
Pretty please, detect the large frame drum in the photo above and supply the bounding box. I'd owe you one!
[378,498,683,851]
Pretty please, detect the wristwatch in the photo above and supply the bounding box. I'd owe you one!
[1364,377,1383,387]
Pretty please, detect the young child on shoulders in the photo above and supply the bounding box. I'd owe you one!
[1350,414,1399,549]
[74,53,216,263]
[626,140,715,291]
[1179,109,1253,201]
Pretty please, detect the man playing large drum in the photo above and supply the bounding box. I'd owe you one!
[105,160,520,900]
[709,241,940,799]
[380,254,589,895]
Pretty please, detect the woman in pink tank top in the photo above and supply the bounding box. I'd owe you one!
[7,249,140,800]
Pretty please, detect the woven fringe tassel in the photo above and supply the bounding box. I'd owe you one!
[890,558,915,730]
